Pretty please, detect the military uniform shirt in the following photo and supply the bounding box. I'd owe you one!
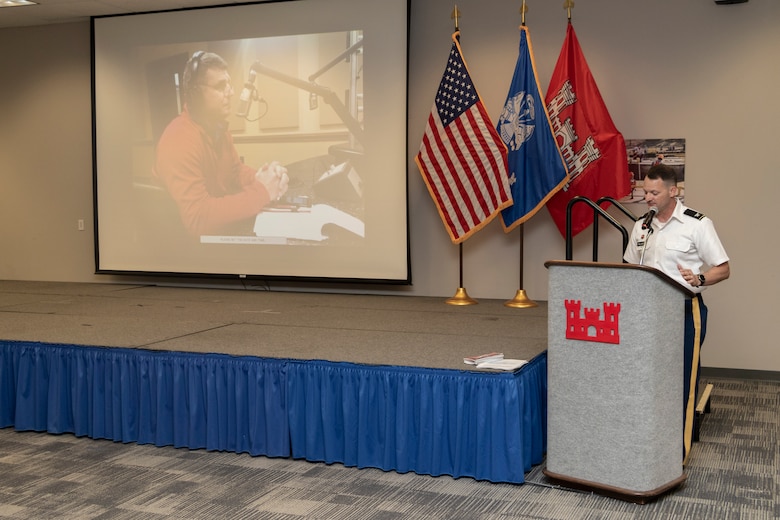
[624,200,729,293]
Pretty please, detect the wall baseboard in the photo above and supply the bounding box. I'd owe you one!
[701,367,780,382]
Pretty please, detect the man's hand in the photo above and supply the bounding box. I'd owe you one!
[256,161,289,201]
[677,262,731,288]
[677,264,700,287]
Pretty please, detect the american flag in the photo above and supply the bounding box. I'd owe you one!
[415,33,512,244]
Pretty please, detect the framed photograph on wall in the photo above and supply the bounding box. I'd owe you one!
[624,138,686,204]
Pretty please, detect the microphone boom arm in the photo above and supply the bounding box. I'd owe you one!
[249,61,364,146]
[308,39,363,82]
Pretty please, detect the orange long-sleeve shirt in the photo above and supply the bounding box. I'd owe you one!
[154,110,271,236]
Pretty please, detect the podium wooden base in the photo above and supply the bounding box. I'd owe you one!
[542,468,687,504]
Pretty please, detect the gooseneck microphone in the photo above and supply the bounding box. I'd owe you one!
[236,69,257,118]
[642,206,658,230]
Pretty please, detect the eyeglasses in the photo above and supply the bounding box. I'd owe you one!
[199,79,233,94]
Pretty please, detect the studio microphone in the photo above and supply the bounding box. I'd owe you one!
[236,69,257,118]
[642,206,658,229]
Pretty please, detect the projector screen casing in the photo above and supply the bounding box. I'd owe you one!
[92,0,410,283]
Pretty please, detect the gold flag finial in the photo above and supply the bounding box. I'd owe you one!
[451,5,461,31]
[564,0,574,21]
[520,0,528,26]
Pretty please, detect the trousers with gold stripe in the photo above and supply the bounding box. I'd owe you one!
[683,294,707,464]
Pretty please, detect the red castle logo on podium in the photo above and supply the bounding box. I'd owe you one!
[564,300,621,344]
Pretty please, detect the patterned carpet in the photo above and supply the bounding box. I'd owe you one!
[0,376,776,520]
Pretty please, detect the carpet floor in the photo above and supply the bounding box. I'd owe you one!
[0,376,776,519]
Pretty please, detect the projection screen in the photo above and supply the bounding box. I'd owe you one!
[92,0,410,283]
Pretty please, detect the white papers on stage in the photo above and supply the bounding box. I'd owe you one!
[254,204,365,242]
[476,358,528,371]
[464,352,504,365]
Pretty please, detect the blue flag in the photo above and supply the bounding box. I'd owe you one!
[497,26,569,231]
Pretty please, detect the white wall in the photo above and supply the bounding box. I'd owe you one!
[1,0,778,372]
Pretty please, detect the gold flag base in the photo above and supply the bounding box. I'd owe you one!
[445,287,478,306]
[504,289,538,309]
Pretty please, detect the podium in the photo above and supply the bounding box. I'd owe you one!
[543,261,694,503]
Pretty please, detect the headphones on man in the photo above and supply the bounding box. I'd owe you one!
[182,51,205,105]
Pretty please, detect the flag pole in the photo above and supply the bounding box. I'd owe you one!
[446,242,477,305]
[504,1,538,309]
[444,4,477,306]
[505,224,538,308]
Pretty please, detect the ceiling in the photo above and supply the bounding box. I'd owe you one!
[0,0,263,29]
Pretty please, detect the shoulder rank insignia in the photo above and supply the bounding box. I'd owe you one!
[684,208,705,220]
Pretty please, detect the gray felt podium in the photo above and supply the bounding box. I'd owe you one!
[543,261,694,503]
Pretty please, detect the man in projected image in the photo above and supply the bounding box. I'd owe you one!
[154,51,289,237]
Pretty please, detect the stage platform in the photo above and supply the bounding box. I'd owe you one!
[0,280,548,484]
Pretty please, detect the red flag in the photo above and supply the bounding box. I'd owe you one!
[545,23,631,238]
[416,32,512,244]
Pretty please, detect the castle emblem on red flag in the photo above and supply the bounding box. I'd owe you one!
[564,300,621,344]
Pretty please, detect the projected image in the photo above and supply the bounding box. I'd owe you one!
[152,33,365,242]
[93,0,408,281]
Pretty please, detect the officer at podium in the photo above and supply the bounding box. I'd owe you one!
[624,164,730,463]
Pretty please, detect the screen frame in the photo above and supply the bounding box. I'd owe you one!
[91,0,411,285]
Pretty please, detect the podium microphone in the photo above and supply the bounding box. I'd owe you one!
[236,69,257,118]
[642,206,658,230]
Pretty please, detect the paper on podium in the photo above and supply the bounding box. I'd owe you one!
[253,204,365,241]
